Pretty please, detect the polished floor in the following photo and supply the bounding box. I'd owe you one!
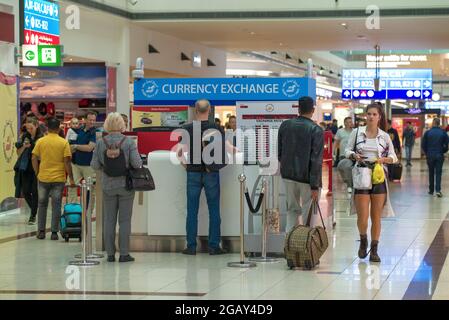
[0,160,448,300]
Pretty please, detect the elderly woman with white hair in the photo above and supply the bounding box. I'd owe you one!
[91,112,142,263]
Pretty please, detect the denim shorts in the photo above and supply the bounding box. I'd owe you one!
[354,182,387,195]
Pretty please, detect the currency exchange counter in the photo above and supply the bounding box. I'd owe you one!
[96,151,274,253]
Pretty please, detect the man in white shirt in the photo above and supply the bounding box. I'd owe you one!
[335,117,354,193]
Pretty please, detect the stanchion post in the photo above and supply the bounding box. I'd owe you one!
[249,178,279,263]
[69,181,99,266]
[227,174,256,268]
[75,177,104,259]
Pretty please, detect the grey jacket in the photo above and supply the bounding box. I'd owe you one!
[91,133,142,191]
[277,116,324,190]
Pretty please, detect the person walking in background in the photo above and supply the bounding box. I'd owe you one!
[121,114,129,131]
[403,122,416,166]
[15,117,44,225]
[68,112,97,204]
[387,120,401,160]
[278,96,324,231]
[422,118,449,198]
[225,115,237,147]
[32,118,75,240]
[345,103,397,263]
[91,113,143,262]
[336,117,354,193]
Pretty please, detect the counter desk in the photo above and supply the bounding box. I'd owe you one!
[95,151,290,253]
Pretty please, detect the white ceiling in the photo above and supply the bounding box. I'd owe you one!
[135,16,449,51]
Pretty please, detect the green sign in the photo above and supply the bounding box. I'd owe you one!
[25,50,35,61]
[38,45,62,67]
[22,45,63,67]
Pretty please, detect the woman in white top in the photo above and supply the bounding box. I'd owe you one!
[345,103,398,263]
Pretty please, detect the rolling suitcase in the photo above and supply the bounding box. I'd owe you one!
[60,186,82,242]
[388,163,402,181]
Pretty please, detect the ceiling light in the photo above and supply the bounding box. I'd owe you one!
[279,43,283,46]
[250,31,255,35]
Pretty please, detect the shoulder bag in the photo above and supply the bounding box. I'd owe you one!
[351,128,373,190]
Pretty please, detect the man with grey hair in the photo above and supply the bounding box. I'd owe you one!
[176,99,234,255]
[422,117,449,197]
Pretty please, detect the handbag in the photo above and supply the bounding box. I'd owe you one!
[126,167,155,191]
[352,164,372,190]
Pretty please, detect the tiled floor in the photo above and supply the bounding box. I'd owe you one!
[0,160,448,300]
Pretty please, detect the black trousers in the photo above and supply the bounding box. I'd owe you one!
[20,171,38,218]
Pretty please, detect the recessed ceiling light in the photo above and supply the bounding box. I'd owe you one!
[250,31,255,35]
[279,43,283,46]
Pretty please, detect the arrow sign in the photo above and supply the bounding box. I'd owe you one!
[343,80,350,88]
[424,80,431,87]
[25,50,35,61]
[424,90,431,97]
[344,90,350,97]
[25,16,29,26]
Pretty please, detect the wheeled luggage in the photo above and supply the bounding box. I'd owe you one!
[388,163,402,181]
[60,186,82,242]
[284,201,328,270]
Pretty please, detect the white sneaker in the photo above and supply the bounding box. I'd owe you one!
[347,187,353,193]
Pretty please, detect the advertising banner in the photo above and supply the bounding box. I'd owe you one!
[134,77,316,106]
[106,67,117,114]
[132,106,188,129]
[0,73,18,206]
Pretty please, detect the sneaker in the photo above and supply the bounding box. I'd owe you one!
[36,231,45,240]
[209,247,227,255]
[50,232,59,241]
[107,255,115,262]
[119,255,135,263]
[436,192,443,198]
[27,216,36,225]
[428,191,434,196]
[347,187,353,193]
[181,248,196,255]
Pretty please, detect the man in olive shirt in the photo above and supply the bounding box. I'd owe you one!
[32,118,75,240]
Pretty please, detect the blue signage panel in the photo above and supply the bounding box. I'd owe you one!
[134,78,316,105]
[425,101,449,115]
[341,69,432,100]
[24,0,60,37]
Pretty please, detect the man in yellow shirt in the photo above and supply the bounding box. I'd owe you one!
[32,118,75,240]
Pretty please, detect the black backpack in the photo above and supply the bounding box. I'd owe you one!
[103,136,128,177]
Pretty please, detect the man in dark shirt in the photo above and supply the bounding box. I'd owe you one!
[278,96,324,231]
[422,118,449,197]
[387,120,401,159]
[403,122,416,167]
[176,99,236,256]
[68,112,97,204]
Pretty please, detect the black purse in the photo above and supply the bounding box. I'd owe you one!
[126,167,155,191]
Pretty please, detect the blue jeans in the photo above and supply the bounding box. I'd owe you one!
[427,154,444,193]
[186,171,221,250]
[405,145,414,163]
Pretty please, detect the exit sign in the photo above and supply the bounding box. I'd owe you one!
[22,45,62,67]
